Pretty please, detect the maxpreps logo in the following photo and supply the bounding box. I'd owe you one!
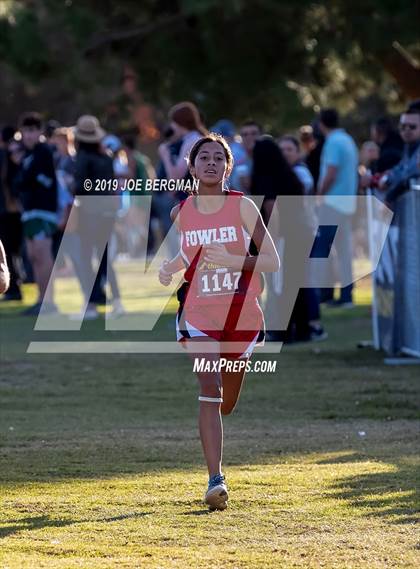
[193,357,277,373]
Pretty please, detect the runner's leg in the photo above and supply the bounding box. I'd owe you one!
[31,237,54,303]
[221,358,248,415]
[186,337,223,478]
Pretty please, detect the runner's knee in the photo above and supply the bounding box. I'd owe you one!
[198,373,222,400]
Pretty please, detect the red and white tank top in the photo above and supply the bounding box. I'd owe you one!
[178,191,261,305]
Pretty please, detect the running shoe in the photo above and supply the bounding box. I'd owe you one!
[204,474,228,511]
[69,308,99,321]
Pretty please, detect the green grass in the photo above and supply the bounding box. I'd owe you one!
[0,274,419,568]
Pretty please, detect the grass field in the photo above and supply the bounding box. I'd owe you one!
[0,272,419,568]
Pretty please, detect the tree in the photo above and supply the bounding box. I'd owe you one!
[0,0,418,133]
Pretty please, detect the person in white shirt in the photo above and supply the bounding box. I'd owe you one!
[317,108,358,307]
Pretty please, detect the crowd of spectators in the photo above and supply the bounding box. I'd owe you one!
[0,100,419,343]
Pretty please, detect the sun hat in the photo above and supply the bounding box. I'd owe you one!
[74,115,106,143]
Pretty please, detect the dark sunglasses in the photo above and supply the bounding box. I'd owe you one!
[399,123,418,131]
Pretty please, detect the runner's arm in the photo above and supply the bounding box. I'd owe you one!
[163,204,185,272]
[204,197,280,272]
[161,251,185,275]
[239,197,280,272]
[158,204,185,281]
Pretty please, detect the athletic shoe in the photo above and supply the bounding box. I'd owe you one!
[309,325,328,342]
[204,474,228,511]
[69,308,99,321]
[107,299,125,319]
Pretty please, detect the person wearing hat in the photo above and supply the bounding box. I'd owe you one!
[73,115,124,320]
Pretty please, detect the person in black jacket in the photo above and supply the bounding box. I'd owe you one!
[250,136,325,343]
[16,112,58,315]
[370,117,403,173]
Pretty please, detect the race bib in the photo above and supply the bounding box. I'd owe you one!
[198,267,242,297]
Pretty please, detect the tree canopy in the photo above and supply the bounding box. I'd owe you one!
[0,0,419,134]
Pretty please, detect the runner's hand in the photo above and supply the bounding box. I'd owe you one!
[205,242,234,267]
[159,261,173,286]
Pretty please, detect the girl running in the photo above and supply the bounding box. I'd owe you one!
[158,133,280,510]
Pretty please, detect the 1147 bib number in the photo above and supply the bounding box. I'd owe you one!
[198,268,242,297]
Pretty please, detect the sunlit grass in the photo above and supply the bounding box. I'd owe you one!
[0,263,418,568]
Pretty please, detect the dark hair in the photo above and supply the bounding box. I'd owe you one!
[187,133,234,189]
[19,112,43,130]
[319,108,339,129]
[311,119,325,142]
[280,135,300,150]
[407,99,420,113]
[241,120,262,132]
[404,106,420,117]
[251,135,304,197]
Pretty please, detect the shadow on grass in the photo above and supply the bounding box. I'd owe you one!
[319,452,419,525]
[0,511,152,539]
[181,509,211,516]
[1,305,419,529]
